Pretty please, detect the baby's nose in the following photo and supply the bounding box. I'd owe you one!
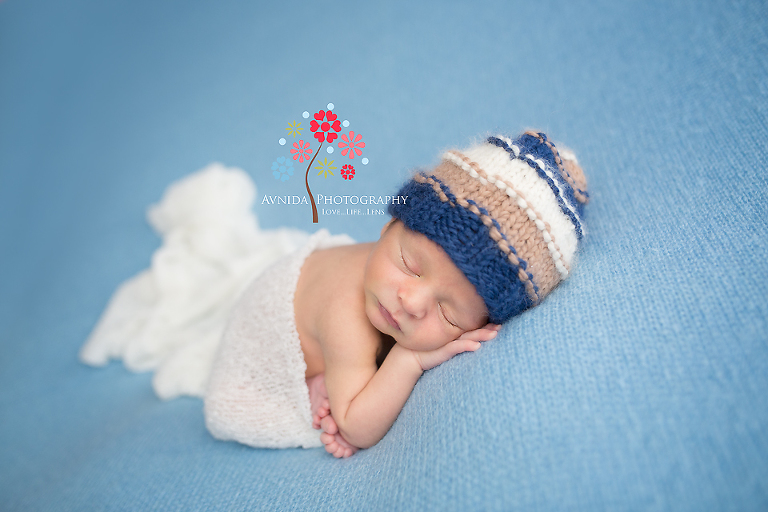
[398,282,430,319]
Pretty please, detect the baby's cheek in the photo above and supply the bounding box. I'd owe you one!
[436,324,460,346]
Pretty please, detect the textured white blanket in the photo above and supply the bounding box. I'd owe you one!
[204,229,353,449]
[80,163,310,399]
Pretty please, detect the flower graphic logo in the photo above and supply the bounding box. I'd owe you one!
[272,157,294,182]
[291,140,312,163]
[338,131,365,159]
[310,110,342,144]
[273,103,369,223]
[341,164,355,180]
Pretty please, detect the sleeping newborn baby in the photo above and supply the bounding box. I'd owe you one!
[204,131,589,457]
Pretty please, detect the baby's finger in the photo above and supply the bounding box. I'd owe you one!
[454,339,483,353]
[320,414,339,435]
[478,328,499,341]
[323,438,338,454]
[313,410,329,429]
[458,328,498,343]
[335,432,355,450]
[438,339,481,362]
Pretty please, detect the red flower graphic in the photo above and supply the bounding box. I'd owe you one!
[341,164,355,180]
[291,140,312,162]
[310,110,342,144]
[338,131,365,159]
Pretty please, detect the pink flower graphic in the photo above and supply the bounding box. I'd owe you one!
[291,140,312,163]
[338,131,365,159]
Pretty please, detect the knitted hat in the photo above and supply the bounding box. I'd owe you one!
[388,131,589,324]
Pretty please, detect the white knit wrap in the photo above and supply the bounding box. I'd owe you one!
[204,229,353,449]
[79,163,358,427]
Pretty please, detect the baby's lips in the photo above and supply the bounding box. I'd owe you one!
[378,302,401,331]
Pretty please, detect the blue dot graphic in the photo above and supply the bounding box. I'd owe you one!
[279,138,286,145]
[362,158,369,165]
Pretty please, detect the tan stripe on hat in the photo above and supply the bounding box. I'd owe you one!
[430,160,564,299]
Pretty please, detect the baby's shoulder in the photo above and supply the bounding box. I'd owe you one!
[318,294,382,365]
[295,242,380,365]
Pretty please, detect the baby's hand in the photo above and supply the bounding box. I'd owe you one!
[412,323,501,371]
[319,415,359,458]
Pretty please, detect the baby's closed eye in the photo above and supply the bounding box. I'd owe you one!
[438,302,460,330]
[400,248,420,277]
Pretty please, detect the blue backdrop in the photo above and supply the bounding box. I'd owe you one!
[1,0,766,510]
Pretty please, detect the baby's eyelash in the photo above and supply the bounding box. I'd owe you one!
[438,303,459,329]
[400,249,419,276]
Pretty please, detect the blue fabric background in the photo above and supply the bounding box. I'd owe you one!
[1,0,766,510]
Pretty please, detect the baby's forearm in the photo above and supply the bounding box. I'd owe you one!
[334,344,423,449]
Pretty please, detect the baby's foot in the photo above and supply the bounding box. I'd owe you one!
[320,414,359,458]
[306,373,331,429]
[307,373,331,429]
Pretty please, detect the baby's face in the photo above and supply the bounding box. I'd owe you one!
[363,220,488,352]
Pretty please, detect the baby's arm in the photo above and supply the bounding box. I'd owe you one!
[307,373,358,458]
[325,324,499,450]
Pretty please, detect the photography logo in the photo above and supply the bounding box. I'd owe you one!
[269,102,369,223]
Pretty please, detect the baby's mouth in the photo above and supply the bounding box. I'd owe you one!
[378,302,401,331]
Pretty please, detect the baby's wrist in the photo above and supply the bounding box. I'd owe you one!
[389,343,425,377]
